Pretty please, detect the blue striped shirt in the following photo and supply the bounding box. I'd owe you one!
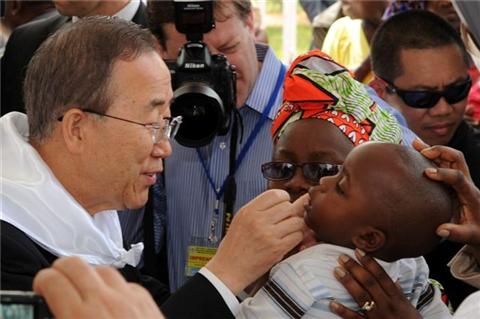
[164,45,285,291]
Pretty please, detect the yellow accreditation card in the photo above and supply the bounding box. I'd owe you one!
[185,245,218,277]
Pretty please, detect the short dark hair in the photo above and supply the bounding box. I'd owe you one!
[378,144,457,260]
[371,10,470,81]
[147,0,252,48]
[24,16,159,141]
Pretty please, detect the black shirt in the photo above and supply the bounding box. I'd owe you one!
[1,221,234,319]
[425,121,480,309]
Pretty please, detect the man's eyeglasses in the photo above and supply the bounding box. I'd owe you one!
[59,109,182,143]
[383,76,472,109]
[261,162,342,183]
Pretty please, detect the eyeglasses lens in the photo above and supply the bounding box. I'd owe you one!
[399,78,472,109]
[262,162,341,182]
[303,163,341,182]
[262,163,294,180]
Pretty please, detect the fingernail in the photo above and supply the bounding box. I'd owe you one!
[356,248,366,257]
[339,254,350,263]
[334,267,346,278]
[437,229,450,238]
[425,168,437,174]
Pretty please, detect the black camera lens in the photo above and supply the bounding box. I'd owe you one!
[168,1,236,148]
[171,82,226,147]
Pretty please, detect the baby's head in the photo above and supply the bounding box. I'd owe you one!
[305,142,457,262]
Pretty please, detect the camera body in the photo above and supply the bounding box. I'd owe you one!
[168,0,236,147]
[1,291,52,319]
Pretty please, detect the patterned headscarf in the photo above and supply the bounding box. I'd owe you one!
[272,50,402,146]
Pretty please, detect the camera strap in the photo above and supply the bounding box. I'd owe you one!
[222,111,239,238]
[196,64,287,241]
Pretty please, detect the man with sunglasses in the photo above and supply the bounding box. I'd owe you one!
[371,10,479,188]
[371,9,480,309]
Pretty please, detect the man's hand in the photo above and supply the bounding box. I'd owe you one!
[206,189,308,294]
[413,139,480,262]
[33,256,164,319]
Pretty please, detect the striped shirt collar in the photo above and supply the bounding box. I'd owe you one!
[244,44,285,120]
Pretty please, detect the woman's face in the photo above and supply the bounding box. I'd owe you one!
[267,119,354,202]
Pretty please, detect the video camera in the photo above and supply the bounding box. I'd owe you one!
[167,0,237,147]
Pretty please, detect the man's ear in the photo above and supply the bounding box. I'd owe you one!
[370,76,389,100]
[60,108,90,155]
[156,24,174,59]
[244,8,255,34]
[352,227,386,253]
[159,42,169,59]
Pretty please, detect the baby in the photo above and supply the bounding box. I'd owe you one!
[238,142,456,318]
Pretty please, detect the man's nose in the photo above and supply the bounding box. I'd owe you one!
[429,97,454,117]
[152,139,172,159]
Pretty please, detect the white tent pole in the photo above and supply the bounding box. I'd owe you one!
[282,0,297,64]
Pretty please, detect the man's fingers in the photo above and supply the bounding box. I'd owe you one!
[50,256,104,300]
[290,193,310,217]
[278,230,304,255]
[33,268,82,318]
[267,193,309,224]
[267,201,297,224]
[95,266,129,291]
[330,301,364,319]
[246,189,290,211]
[274,216,305,239]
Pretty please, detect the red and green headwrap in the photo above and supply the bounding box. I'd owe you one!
[272,50,403,146]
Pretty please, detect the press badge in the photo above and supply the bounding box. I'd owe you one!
[185,242,217,277]
[185,201,220,277]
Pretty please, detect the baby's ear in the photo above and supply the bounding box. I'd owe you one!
[352,227,385,253]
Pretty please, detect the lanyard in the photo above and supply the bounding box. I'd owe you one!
[196,64,286,242]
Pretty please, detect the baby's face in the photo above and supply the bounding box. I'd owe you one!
[305,142,397,246]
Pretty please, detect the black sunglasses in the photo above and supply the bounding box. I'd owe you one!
[261,162,342,183]
[385,77,472,109]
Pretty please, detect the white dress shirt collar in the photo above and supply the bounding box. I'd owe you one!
[72,0,140,23]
